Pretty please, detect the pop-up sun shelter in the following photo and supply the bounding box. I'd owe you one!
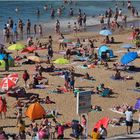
[98,45,114,59]
[134,98,140,110]
[0,54,14,68]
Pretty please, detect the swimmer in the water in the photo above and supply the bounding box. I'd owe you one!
[15,7,19,12]
[44,5,48,11]
[36,8,40,16]
[57,8,62,16]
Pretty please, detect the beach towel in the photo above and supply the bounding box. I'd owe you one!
[76,65,88,69]
[48,90,63,94]
[115,50,126,53]
[54,51,66,55]
[35,85,47,89]
[110,76,123,81]
[36,47,47,50]
[80,77,96,82]
[91,109,103,112]
[127,88,140,93]
[109,108,124,115]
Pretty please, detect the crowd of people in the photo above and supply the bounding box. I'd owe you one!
[0,0,140,139]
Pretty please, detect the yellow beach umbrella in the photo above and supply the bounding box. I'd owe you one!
[8,43,25,55]
[8,43,25,51]
[54,58,69,64]
[27,56,41,63]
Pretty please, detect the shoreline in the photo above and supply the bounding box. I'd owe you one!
[0,14,140,43]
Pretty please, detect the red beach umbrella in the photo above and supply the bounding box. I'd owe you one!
[0,74,18,91]
[93,117,109,131]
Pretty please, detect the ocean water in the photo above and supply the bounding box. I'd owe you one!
[0,0,140,34]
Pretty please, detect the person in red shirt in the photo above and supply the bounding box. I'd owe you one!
[22,70,30,88]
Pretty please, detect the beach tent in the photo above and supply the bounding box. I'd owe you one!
[0,54,14,68]
[98,45,114,59]
[25,102,46,120]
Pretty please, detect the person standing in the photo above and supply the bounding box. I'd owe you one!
[99,124,107,139]
[13,23,18,41]
[26,19,31,37]
[34,24,37,37]
[83,13,87,29]
[125,108,133,134]
[22,70,30,88]
[81,115,87,137]
[38,24,42,37]
[3,53,9,71]
[0,96,7,119]
[57,124,64,139]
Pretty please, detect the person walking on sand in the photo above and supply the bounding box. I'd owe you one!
[125,108,133,134]
[3,53,9,72]
[22,70,30,88]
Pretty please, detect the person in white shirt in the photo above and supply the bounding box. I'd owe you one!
[99,124,107,139]
[125,108,133,134]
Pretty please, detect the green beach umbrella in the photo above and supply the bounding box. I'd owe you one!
[54,58,69,64]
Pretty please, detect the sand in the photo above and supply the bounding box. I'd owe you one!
[0,27,140,138]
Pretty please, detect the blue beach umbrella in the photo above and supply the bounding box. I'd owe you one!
[99,29,112,36]
[120,52,138,65]
[121,44,134,49]
[134,98,140,110]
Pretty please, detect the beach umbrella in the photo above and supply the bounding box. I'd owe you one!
[27,56,41,63]
[121,44,134,49]
[8,43,25,51]
[120,52,138,65]
[0,74,18,91]
[21,46,36,53]
[134,98,140,110]
[54,58,69,64]
[99,29,112,36]
[94,117,109,131]
[7,73,19,84]
[8,43,25,55]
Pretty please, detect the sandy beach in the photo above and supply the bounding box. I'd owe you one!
[0,25,140,139]
[0,1,140,139]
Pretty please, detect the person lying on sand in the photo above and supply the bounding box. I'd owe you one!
[82,73,95,80]
[44,96,55,104]
[135,82,140,88]
[113,70,133,80]
[96,83,113,94]
[109,117,126,126]
[91,105,102,111]
[112,104,133,113]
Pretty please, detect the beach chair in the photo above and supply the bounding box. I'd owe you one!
[100,88,110,97]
